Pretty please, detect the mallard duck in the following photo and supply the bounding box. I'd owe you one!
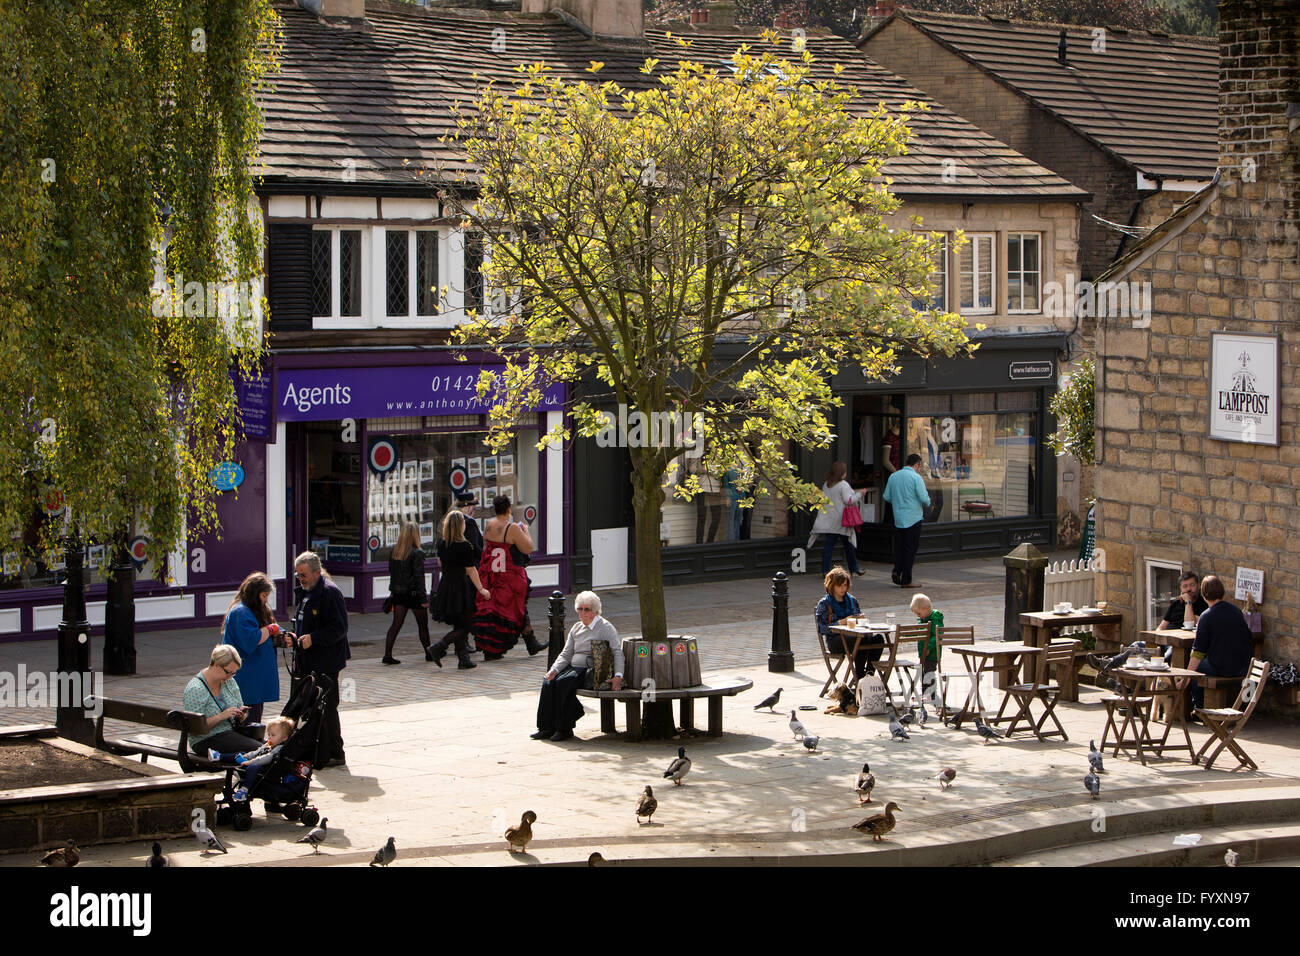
[636,786,658,824]
[852,802,901,842]
[855,763,875,804]
[41,839,78,867]
[506,810,537,853]
[663,747,691,786]
[937,767,957,790]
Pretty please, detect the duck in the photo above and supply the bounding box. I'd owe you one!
[852,802,901,843]
[636,786,658,824]
[663,747,691,786]
[855,763,875,804]
[506,810,537,853]
[40,840,79,867]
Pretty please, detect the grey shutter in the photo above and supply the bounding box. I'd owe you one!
[266,224,314,331]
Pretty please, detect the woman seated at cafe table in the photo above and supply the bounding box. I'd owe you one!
[814,567,880,679]
[182,644,263,757]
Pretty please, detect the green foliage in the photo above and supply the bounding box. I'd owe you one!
[0,0,279,571]
[1048,356,1094,465]
[447,39,970,637]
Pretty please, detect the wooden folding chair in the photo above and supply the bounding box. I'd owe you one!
[1100,689,1153,753]
[999,639,1077,740]
[816,630,849,698]
[934,626,974,719]
[882,624,927,707]
[1195,658,1270,771]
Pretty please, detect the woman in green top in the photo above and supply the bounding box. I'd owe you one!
[182,644,261,755]
[910,593,943,706]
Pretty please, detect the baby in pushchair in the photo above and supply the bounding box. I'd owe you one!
[208,716,296,800]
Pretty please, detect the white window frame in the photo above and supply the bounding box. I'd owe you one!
[959,232,996,316]
[1006,232,1042,315]
[311,225,370,329]
[380,227,448,325]
[912,233,948,311]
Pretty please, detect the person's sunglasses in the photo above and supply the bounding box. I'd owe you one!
[221,664,238,676]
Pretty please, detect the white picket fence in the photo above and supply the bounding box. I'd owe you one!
[1044,558,1101,636]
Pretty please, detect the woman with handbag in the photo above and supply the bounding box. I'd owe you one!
[473,495,535,660]
[382,522,432,665]
[534,591,622,741]
[806,461,868,576]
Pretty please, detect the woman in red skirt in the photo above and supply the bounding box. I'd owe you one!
[474,495,534,660]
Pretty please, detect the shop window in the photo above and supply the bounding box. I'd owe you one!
[1007,233,1041,313]
[903,400,1037,522]
[911,234,948,311]
[958,234,995,314]
[660,450,790,545]
[1145,559,1186,631]
[2,522,164,593]
[363,430,539,564]
[306,424,363,563]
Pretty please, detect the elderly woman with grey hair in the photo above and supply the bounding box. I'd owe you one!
[532,591,623,741]
[183,644,263,755]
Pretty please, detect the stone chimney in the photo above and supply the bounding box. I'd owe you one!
[868,0,898,30]
[297,0,365,18]
[521,0,643,38]
[708,1,737,29]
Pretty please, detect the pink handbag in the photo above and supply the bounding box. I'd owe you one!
[841,503,863,528]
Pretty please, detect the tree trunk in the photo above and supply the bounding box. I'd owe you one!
[630,456,668,644]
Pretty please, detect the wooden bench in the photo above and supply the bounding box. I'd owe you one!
[1198,675,1246,710]
[576,678,753,741]
[88,697,260,774]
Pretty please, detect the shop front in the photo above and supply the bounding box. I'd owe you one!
[274,352,570,612]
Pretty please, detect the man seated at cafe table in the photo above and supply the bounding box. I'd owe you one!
[1156,571,1209,661]
[1181,574,1254,715]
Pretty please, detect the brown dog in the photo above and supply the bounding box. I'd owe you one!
[824,682,858,716]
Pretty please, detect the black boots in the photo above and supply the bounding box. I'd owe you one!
[522,625,549,657]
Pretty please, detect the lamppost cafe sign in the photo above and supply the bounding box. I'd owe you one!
[1209,332,1279,446]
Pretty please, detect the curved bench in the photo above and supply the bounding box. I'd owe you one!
[576,678,753,741]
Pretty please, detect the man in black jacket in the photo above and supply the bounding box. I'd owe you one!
[291,551,351,766]
[457,492,484,561]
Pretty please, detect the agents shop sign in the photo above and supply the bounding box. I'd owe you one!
[275,365,565,421]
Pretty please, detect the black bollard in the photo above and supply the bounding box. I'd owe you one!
[1003,542,1048,645]
[102,538,136,675]
[546,590,566,669]
[56,535,94,744]
[769,571,794,673]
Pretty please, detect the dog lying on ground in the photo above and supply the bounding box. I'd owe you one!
[824,682,858,716]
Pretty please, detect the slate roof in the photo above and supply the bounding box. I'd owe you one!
[257,0,1087,201]
[870,10,1218,181]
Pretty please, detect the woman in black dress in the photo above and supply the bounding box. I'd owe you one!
[382,522,432,665]
[428,510,488,670]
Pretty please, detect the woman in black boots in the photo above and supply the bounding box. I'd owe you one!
[428,510,486,670]
[382,522,432,664]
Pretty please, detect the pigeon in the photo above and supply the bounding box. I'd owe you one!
[754,687,783,712]
[802,735,820,752]
[506,811,537,853]
[636,786,658,824]
[1091,641,1147,676]
[40,839,79,867]
[1084,770,1100,799]
[1224,848,1239,868]
[855,763,875,803]
[663,747,691,786]
[1088,740,1105,774]
[898,706,917,727]
[789,710,808,739]
[974,716,1003,744]
[851,802,901,842]
[370,836,397,867]
[937,767,957,790]
[297,817,329,854]
[194,826,227,855]
[888,712,910,741]
[917,702,929,729]
[147,842,169,868]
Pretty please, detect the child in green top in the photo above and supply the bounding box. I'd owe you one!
[911,593,943,706]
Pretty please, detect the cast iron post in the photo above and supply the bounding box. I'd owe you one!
[102,537,136,675]
[1003,542,1048,645]
[769,571,794,672]
[56,534,94,744]
[547,590,566,669]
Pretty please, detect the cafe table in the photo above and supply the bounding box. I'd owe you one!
[827,622,894,696]
[1019,609,1124,701]
[946,642,1042,732]
[1104,664,1201,766]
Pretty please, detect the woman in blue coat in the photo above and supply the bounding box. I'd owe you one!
[222,572,281,723]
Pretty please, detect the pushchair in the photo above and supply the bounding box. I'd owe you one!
[212,673,330,832]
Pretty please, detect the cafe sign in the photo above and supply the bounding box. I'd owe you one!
[1209,332,1279,446]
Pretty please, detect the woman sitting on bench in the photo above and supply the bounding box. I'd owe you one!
[183,644,263,756]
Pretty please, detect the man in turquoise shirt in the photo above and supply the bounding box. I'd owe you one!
[883,453,930,587]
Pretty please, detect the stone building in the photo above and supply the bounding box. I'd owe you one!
[1092,0,1298,709]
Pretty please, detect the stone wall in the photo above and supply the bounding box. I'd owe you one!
[1094,0,1300,711]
